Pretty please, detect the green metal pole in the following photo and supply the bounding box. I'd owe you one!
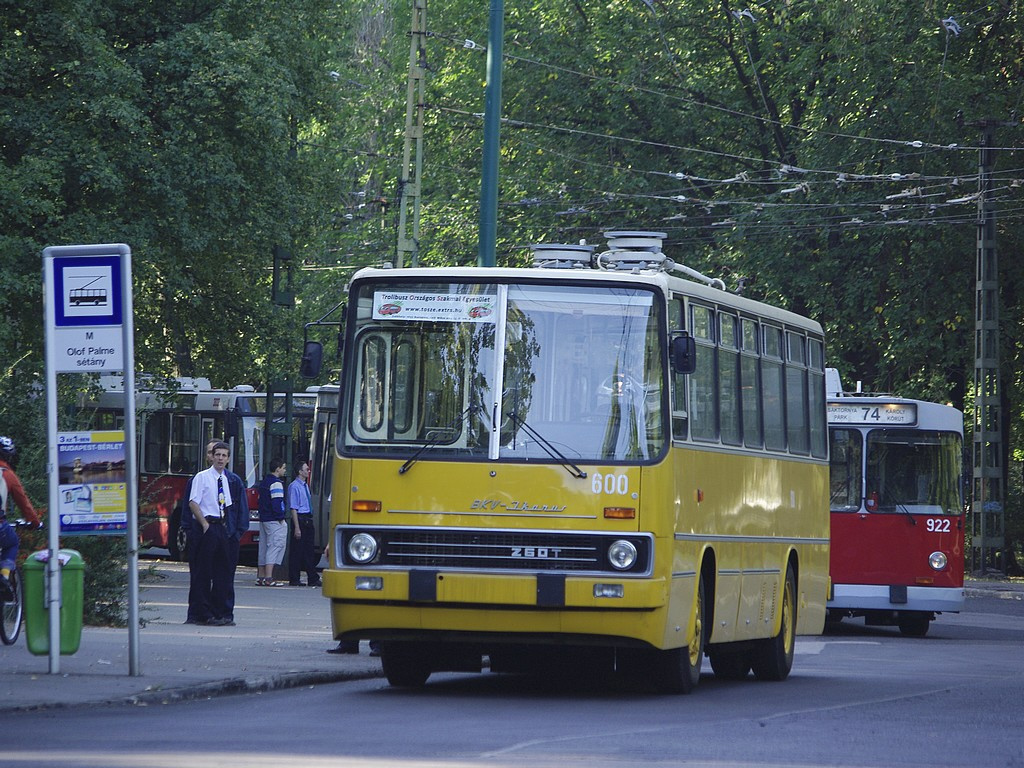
[477,0,504,267]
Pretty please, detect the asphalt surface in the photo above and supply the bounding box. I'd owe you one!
[0,558,382,712]
[1,558,1020,713]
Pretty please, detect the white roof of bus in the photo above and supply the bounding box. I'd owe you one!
[827,394,964,434]
[348,265,823,335]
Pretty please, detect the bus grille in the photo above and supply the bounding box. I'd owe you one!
[339,526,652,576]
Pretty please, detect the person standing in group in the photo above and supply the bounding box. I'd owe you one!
[184,440,248,625]
[256,458,288,586]
[221,447,248,621]
[188,441,234,625]
[182,440,216,624]
[288,460,321,588]
[0,436,42,601]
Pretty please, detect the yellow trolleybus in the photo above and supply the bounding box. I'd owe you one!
[319,231,829,693]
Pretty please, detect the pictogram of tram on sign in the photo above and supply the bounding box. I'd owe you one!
[69,276,109,307]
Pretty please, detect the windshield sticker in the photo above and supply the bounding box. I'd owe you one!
[373,292,496,323]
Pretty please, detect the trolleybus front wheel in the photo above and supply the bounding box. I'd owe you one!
[897,612,931,637]
[652,573,706,694]
[751,564,796,681]
[380,641,432,688]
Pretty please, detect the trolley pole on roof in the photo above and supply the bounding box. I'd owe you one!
[970,119,1009,575]
[477,0,504,267]
[396,0,427,269]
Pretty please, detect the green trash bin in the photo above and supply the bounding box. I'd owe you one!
[22,549,85,656]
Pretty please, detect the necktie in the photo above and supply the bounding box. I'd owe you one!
[303,480,312,513]
[217,475,225,518]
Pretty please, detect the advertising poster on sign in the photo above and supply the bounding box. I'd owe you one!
[56,431,128,535]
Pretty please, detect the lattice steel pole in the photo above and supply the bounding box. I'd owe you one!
[970,120,1006,574]
[396,0,426,269]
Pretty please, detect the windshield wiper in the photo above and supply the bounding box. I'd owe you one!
[508,412,587,479]
[888,495,917,525]
[398,404,476,475]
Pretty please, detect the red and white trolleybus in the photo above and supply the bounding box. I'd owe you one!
[80,376,316,561]
[826,369,965,636]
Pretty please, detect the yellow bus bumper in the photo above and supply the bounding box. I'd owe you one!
[324,568,675,646]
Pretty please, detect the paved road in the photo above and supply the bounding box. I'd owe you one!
[4,589,1023,768]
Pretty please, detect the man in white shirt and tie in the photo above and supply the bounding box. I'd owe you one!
[188,441,234,625]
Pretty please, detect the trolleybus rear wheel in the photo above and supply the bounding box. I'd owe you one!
[751,564,796,681]
[709,649,751,680]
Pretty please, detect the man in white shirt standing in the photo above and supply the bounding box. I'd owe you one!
[188,441,234,625]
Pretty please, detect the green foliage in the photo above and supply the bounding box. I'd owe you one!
[3,0,1024,569]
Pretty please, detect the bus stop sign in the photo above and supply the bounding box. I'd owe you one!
[44,245,126,372]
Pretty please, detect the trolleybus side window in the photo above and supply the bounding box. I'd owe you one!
[359,335,387,434]
[320,422,336,493]
[829,428,862,511]
[689,304,717,442]
[740,318,763,449]
[669,299,688,440]
[719,313,741,446]
[762,325,786,451]
[142,413,169,473]
[807,339,827,459]
[392,337,417,436]
[785,331,809,455]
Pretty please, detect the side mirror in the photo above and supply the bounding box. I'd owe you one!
[670,333,696,375]
[299,341,324,379]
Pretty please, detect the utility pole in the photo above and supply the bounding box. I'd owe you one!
[970,119,1010,574]
[477,0,504,267]
[396,0,427,269]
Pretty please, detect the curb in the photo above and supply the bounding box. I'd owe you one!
[964,587,1024,601]
[2,667,385,714]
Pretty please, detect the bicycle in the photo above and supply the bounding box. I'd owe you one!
[1,520,32,646]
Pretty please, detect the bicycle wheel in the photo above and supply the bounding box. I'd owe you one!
[1,568,23,645]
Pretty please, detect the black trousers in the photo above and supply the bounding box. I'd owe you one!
[226,534,240,620]
[288,516,320,585]
[192,522,232,620]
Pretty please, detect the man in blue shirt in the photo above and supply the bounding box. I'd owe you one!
[256,458,288,586]
[288,460,321,587]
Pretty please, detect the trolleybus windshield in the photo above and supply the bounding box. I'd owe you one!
[343,280,665,464]
[830,428,961,515]
[865,429,961,515]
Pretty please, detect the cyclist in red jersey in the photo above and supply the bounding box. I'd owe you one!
[0,436,42,600]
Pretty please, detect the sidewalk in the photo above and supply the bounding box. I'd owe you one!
[963,576,1024,600]
[0,558,382,713]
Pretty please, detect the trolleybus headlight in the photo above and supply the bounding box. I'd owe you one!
[608,539,638,570]
[348,533,379,564]
[928,551,948,571]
